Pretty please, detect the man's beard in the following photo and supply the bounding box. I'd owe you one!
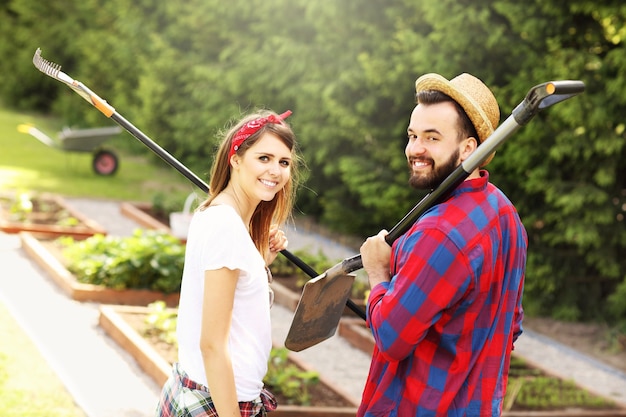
[408,148,460,190]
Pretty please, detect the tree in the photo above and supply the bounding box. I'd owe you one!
[2,0,626,327]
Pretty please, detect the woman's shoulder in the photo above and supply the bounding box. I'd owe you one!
[193,204,243,229]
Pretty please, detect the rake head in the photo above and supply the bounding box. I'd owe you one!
[32,48,76,87]
[33,48,61,78]
[32,47,104,109]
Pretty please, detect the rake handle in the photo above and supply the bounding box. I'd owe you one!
[32,47,368,319]
[111,113,209,191]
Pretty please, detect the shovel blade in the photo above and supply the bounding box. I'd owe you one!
[284,271,355,352]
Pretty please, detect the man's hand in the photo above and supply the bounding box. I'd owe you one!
[360,229,392,288]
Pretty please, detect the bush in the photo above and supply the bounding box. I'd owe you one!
[58,230,185,293]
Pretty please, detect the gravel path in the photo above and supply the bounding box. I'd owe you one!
[0,196,624,417]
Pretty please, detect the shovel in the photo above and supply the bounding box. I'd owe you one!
[284,79,586,352]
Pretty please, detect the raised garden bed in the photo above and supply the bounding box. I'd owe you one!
[19,232,179,307]
[99,305,359,416]
[0,192,106,239]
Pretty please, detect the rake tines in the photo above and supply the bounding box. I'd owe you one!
[33,48,62,78]
[32,48,78,88]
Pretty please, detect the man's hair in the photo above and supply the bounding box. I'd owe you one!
[416,90,480,143]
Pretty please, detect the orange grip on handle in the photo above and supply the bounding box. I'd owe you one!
[91,95,115,118]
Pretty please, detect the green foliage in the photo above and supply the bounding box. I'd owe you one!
[58,230,185,293]
[0,191,80,226]
[264,347,320,406]
[3,192,33,222]
[150,192,198,220]
[0,353,7,387]
[0,305,86,417]
[144,301,178,346]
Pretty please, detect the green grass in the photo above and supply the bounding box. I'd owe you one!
[0,104,201,416]
[0,302,86,417]
[0,106,199,203]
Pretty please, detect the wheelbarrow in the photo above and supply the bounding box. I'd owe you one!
[17,123,123,175]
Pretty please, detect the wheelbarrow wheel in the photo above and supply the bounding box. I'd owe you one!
[92,149,119,175]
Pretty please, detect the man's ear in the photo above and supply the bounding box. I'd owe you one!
[460,136,478,161]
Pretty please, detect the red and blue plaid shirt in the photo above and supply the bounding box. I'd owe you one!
[358,171,527,417]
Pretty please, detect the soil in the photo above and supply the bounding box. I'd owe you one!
[0,193,77,226]
[119,312,353,408]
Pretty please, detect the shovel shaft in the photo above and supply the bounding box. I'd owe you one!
[336,80,586,296]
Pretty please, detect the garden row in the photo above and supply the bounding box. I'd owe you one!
[1,191,625,416]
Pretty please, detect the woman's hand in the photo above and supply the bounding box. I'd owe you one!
[266,225,288,265]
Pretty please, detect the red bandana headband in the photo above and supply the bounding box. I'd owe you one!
[228,110,292,159]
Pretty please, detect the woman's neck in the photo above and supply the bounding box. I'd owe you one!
[214,186,254,227]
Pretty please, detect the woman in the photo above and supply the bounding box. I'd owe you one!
[156,109,301,417]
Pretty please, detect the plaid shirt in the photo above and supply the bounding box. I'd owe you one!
[155,363,277,417]
[358,171,527,417]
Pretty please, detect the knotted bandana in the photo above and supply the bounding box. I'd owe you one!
[228,110,292,159]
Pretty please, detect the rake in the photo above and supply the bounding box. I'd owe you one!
[30,48,369,316]
[32,48,207,191]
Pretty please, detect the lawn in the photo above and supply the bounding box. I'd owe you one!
[0,302,86,417]
[0,105,200,203]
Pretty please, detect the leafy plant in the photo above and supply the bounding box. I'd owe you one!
[270,247,370,302]
[144,301,178,346]
[58,229,185,293]
[8,192,33,222]
[264,347,320,406]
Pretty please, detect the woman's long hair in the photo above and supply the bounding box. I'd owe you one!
[198,110,301,260]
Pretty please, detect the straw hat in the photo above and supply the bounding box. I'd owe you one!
[415,73,500,166]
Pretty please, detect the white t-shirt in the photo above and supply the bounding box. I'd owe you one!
[176,205,272,401]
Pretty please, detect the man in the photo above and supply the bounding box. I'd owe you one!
[358,73,527,416]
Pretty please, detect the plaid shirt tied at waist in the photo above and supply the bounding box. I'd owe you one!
[155,362,277,417]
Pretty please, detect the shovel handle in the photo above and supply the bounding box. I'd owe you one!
[341,79,586,276]
[513,80,585,125]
